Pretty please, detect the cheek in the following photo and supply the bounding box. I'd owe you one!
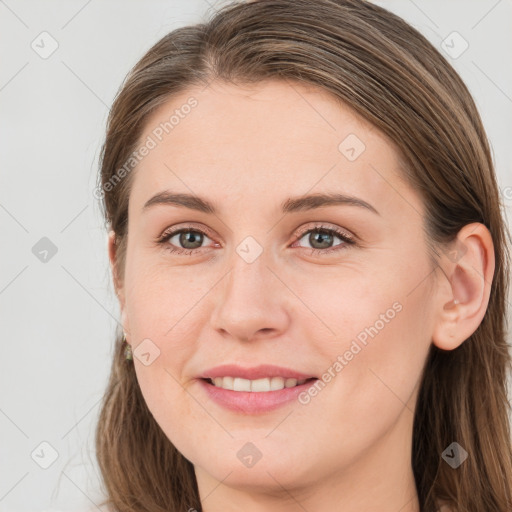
[304,258,433,434]
[133,360,207,466]
[325,279,433,429]
[124,256,215,436]
[289,295,431,478]
[125,249,209,339]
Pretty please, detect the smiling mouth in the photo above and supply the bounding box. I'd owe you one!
[202,376,318,392]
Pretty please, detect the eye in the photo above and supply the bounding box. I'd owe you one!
[157,224,215,255]
[292,224,355,255]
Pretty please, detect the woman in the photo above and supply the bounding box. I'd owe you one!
[94,0,512,510]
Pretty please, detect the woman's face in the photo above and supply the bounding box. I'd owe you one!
[115,80,438,498]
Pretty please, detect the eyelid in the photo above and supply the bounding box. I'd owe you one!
[157,222,216,242]
[294,222,354,241]
[157,222,353,243]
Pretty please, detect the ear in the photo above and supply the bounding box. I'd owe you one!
[432,223,495,350]
[108,230,128,334]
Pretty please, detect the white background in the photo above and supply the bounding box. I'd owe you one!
[1,1,511,510]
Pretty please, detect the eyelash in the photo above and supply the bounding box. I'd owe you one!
[156,223,356,257]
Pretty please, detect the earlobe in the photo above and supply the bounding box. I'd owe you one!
[432,223,495,351]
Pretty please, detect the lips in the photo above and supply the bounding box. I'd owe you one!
[197,363,317,381]
[197,377,319,414]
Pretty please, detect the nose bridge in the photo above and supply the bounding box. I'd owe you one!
[222,245,273,309]
[223,223,273,292]
[209,243,289,340]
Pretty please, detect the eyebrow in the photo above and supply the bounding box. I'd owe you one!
[142,191,379,215]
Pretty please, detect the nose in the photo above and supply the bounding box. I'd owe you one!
[209,253,290,343]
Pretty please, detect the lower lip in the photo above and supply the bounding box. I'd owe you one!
[197,378,318,414]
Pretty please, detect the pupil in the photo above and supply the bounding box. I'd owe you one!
[180,231,203,249]
[310,230,332,249]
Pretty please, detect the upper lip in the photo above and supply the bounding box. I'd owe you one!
[198,364,318,381]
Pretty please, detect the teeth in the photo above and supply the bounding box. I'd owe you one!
[210,376,308,392]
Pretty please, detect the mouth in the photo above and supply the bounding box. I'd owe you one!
[197,376,320,414]
[201,376,319,392]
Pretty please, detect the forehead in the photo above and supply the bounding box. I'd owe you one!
[129,79,419,218]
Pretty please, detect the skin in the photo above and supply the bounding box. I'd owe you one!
[108,79,494,512]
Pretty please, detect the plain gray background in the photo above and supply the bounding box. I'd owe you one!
[1,1,511,511]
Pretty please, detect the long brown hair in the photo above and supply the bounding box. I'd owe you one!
[95,1,512,510]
